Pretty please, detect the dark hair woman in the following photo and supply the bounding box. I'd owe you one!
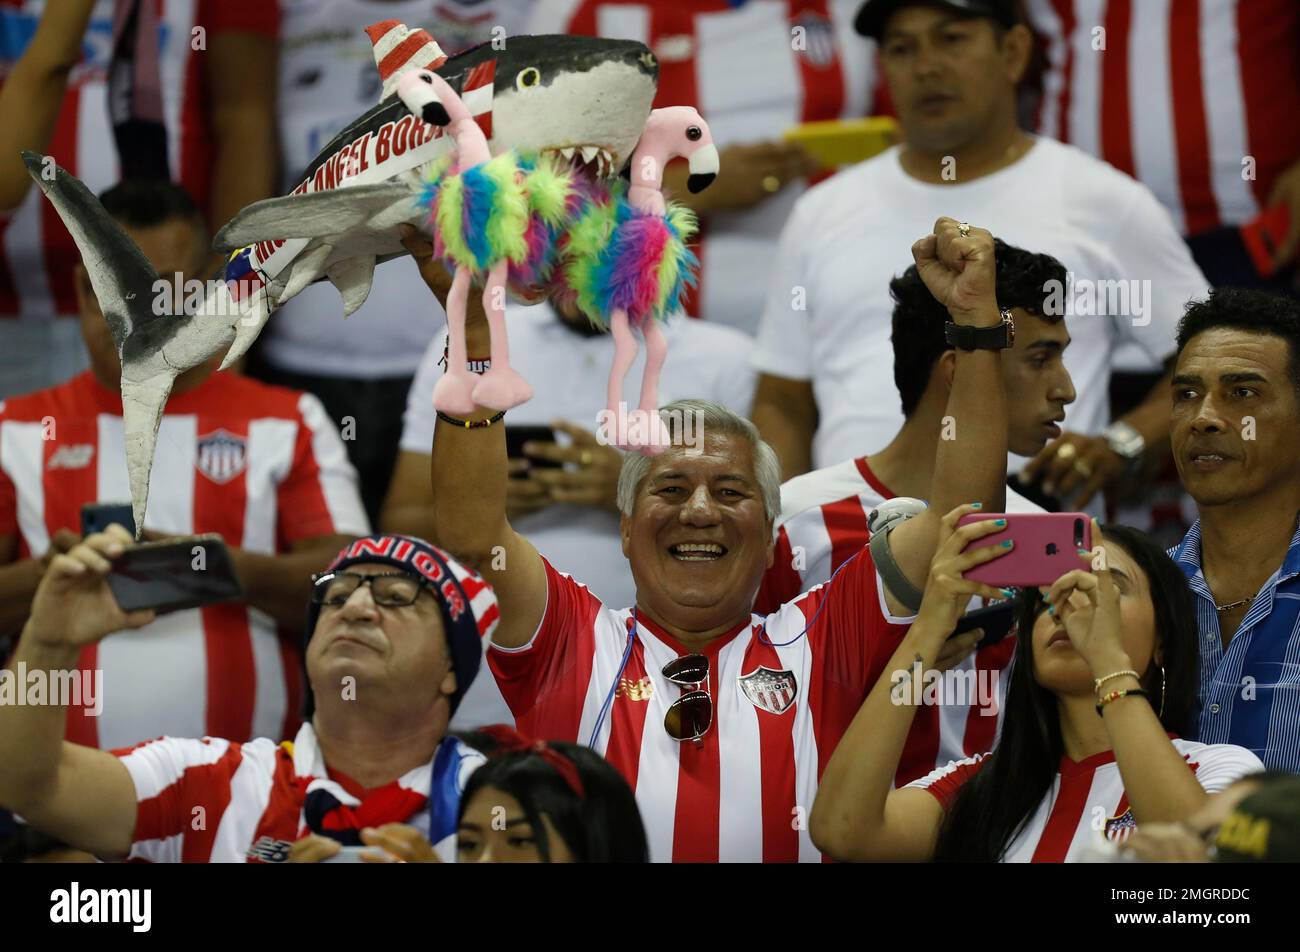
[809,504,1264,862]
[456,726,649,863]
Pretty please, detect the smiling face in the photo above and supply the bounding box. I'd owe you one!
[1030,538,1159,696]
[305,562,455,713]
[457,787,575,863]
[1171,328,1300,507]
[620,432,774,632]
[878,6,1029,155]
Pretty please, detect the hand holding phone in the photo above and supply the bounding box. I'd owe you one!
[106,534,243,615]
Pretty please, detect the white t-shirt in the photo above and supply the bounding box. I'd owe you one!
[751,137,1210,471]
[260,0,535,378]
[400,301,756,730]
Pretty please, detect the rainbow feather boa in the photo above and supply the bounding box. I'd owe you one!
[414,151,699,327]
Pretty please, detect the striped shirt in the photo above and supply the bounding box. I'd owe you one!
[113,723,482,862]
[0,370,369,749]
[755,457,1043,783]
[489,548,913,863]
[1170,518,1300,772]
[529,0,883,334]
[1028,0,1300,236]
[0,0,279,320]
[908,738,1263,862]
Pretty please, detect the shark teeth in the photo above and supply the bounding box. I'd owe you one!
[546,145,618,178]
[560,147,576,160]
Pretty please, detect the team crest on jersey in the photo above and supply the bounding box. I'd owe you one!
[1105,809,1137,842]
[246,836,293,863]
[616,676,654,701]
[738,666,798,715]
[47,444,94,470]
[793,13,837,69]
[195,429,247,484]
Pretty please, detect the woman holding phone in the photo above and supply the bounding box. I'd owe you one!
[810,504,1263,862]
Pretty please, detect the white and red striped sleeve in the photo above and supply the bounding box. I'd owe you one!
[276,393,369,544]
[753,524,806,614]
[0,407,17,539]
[1186,743,1265,794]
[487,557,602,738]
[112,735,243,863]
[905,754,988,812]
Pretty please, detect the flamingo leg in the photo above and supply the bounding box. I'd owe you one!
[605,308,641,450]
[635,318,671,455]
[471,261,533,410]
[431,266,481,415]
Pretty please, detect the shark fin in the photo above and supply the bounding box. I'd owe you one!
[327,256,377,317]
[213,183,415,251]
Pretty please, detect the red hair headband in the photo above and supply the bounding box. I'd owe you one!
[479,725,586,799]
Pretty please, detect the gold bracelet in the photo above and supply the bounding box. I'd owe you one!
[1096,688,1149,716]
[1094,669,1140,693]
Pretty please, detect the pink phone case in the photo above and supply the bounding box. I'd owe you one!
[957,513,1092,588]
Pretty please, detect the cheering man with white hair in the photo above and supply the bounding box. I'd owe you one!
[411,215,1016,863]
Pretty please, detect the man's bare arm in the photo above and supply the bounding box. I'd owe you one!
[751,372,817,481]
[888,221,1009,605]
[401,228,548,649]
[380,450,438,540]
[0,527,151,858]
[0,0,96,212]
[205,31,279,234]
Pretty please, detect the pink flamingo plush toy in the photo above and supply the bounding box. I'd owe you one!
[398,69,537,413]
[569,107,718,453]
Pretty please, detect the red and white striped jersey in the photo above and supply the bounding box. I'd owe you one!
[489,548,913,862]
[907,738,1264,862]
[0,0,279,320]
[113,723,483,862]
[528,0,883,333]
[1028,0,1300,236]
[0,370,369,749]
[755,456,1041,782]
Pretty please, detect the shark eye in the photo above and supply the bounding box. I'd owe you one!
[515,67,541,91]
[686,125,702,141]
[418,71,434,85]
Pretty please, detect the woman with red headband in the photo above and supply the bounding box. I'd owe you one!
[455,726,648,863]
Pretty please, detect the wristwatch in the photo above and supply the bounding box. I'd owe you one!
[945,307,1015,351]
[1102,421,1146,473]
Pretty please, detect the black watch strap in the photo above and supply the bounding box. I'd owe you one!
[945,308,1014,351]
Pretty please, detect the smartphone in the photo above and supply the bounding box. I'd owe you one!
[81,501,135,537]
[1240,203,1291,278]
[106,534,243,615]
[949,597,1020,648]
[957,512,1091,588]
[504,425,561,475]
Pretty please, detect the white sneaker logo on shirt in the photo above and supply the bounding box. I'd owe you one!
[46,444,94,470]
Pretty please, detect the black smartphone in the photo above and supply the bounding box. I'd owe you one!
[949,597,1020,648]
[504,425,562,474]
[81,501,135,537]
[106,534,243,615]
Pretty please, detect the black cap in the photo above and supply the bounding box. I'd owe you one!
[854,0,1020,40]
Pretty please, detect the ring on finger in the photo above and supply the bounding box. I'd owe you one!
[579,450,594,466]
[761,175,782,194]
[1055,442,1077,462]
[958,221,971,238]
[1073,459,1093,478]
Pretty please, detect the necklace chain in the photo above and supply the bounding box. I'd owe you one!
[1214,595,1253,613]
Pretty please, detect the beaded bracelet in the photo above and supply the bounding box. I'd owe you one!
[436,409,506,429]
[1094,669,1140,692]
[1095,688,1149,716]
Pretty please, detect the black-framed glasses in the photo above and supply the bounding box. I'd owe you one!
[663,654,711,744]
[310,571,429,608]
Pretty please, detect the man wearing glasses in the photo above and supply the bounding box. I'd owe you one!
[417,216,1015,862]
[0,530,497,863]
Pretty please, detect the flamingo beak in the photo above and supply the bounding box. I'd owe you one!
[686,143,720,193]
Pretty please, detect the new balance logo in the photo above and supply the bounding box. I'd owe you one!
[47,444,94,470]
[247,836,292,863]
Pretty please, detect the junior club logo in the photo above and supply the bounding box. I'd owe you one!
[738,666,798,715]
[195,429,247,484]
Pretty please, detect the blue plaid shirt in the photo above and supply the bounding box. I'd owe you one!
[1170,519,1300,772]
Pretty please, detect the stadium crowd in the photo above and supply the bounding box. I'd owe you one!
[0,0,1299,864]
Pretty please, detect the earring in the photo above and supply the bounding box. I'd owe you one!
[1159,665,1166,719]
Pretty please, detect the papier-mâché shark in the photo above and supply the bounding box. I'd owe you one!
[24,28,658,536]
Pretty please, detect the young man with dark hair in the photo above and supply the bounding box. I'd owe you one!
[0,179,368,750]
[754,240,1075,779]
[1168,287,1300,771]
